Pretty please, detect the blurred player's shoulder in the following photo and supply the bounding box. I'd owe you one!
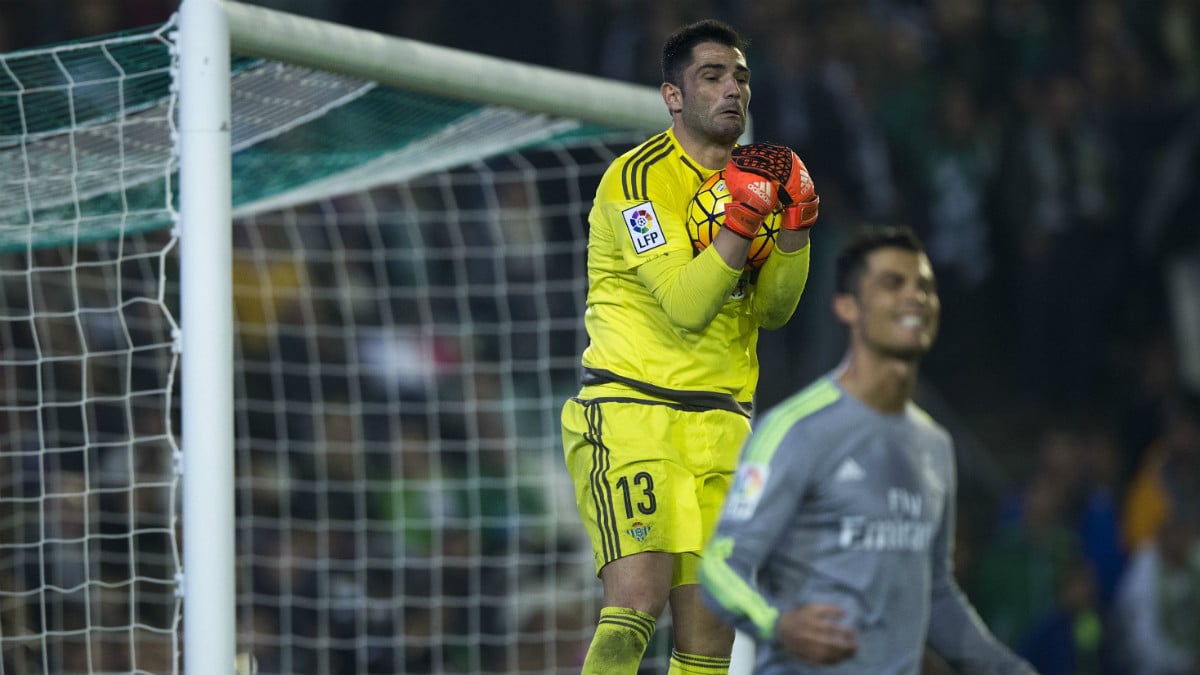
[908,402,936,426]
[907,402,952,443]
[756,377,843,432]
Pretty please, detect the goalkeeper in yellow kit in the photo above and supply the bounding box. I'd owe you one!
[561,19,820,675]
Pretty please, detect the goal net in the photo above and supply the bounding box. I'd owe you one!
[0,23,181,675]
[1,2,680,673]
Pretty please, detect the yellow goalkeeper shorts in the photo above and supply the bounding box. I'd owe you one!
[561,387,750,585]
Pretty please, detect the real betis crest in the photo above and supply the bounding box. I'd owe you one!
[626,521,652,542]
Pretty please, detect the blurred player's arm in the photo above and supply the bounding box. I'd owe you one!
[925,463,1038,675]
[699,424,856,664]
[698,426,799,638]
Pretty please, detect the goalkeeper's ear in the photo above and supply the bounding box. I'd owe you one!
[661,82,683,114]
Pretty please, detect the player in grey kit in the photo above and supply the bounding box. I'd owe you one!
[699,226,1035,675]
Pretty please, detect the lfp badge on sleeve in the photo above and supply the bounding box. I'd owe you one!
[623,202,667,254]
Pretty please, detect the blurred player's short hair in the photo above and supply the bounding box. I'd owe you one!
[834,225,926,296]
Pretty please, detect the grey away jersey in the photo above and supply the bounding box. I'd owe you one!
[700,375,1031,675]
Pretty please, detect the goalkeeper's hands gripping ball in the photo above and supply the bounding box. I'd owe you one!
[731,142,820,231]
[723,147,782,239]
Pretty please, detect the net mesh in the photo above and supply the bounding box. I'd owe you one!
[0,24,182,675]
[1,17,665,675]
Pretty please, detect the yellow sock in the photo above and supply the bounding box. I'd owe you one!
[580,606,657,675]
[667,648,731,675]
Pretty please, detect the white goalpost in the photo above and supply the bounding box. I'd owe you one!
[177,3,234,673]
[1,0,757,672]
[177,1,670,673]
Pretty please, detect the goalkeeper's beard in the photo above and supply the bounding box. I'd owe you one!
[681,107,743,146]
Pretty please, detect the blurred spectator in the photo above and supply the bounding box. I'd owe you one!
[916,77,998,291]
[1074,422,1127,612]
[1112,511,1200,675]
[1119,336,1188,485]
[755,17,896,221]
[905,76,1001,398]
[926,0,1000,104]
[1017,558,1103,675]
[1122,393,1200,553]
[1159,0,1200,99]
[973,457,1083,650]
[989,0,1068,92]
[595,1,695,84]
[874,13,939,209]
[374,416,475,671]
[996,66,1121,411]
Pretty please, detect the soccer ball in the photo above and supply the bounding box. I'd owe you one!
[686,170,779,270]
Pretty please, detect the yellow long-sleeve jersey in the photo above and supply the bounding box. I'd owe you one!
[578,128,811,416]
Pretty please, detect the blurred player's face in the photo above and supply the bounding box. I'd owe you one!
[677,42,750,145]
[848,248,940,360]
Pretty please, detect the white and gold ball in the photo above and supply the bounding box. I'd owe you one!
[686,170,779,270]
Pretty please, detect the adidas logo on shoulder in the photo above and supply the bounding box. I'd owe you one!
[834,458,865,482]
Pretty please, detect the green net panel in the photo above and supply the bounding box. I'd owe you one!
[0,22,620,252]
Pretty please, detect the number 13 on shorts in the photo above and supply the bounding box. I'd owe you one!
[561,396,748,575]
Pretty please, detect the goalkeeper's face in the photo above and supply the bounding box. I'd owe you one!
[677,42,750,145]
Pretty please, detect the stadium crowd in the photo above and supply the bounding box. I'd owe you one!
[2,0,1199,673]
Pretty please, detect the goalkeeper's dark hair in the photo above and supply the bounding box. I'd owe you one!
[661,20,749,86]
[834,225,926,296]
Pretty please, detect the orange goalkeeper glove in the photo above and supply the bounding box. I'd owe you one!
[779,193,819,230]
[731,142,820,231]
[722,147,782,239]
